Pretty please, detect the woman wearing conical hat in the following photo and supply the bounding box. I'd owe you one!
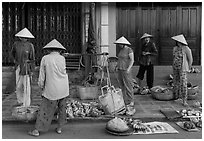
[136,33,158,90]
[171,34,193,106]
[28,39,69,136]
[11,27,35,107]
[114,36,135,116]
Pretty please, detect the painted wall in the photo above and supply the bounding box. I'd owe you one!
[108,3,117,57]
[96,2,117,57]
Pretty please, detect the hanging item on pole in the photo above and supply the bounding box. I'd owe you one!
[85,2,97,77]
[86,2,97,54]
[99,62,126,115]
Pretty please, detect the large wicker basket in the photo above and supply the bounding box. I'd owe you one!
[12,106,39,121]
[107,57,118,73]
[151,86,174,101]
[77,85,99,100]
[188,85,199,100]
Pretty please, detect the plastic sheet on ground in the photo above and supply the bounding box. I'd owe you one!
[133,121,179,135]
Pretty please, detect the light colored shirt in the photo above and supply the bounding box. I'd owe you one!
[38,52,69,100]
[182,46,193,72]
[118,46,133,70]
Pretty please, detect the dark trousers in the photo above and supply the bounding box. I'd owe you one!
[35,96,68,132]
[136,64,154,88]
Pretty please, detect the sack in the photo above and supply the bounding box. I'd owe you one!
[99,85,126,115]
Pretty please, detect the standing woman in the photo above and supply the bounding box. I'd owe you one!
[114,36,135,116]
[11,28,35,107]
[28,39,69,136]
[136,33,158,90]
[171,34,193,106]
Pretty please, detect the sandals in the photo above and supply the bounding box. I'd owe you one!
[28,128,62,136]
[28,129,40,137]
[55,128,62,134]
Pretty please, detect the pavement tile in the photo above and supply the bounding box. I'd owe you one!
[142,105,161,110]
[159,105,175,109]
[2,66,202,122]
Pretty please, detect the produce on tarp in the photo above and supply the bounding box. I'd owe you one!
[178,108,202,129]
[189,67,200,73]
[183,121,196,129]
[124,118,148,132]
[65,99,105,118]
[179,108,201,117]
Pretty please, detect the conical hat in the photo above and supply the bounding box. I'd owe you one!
[171,34,188,45]
[114,36,131,45]
[43,39,66,50]
[140,33,153,40]
[15,28,35,38]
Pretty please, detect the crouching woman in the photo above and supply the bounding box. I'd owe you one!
[28,39,69,136]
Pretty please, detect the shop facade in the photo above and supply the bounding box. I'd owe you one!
[2,2,202,66]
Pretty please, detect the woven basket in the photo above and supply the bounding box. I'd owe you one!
[107,57,118,73]
[12,106,39,121]
[188,85,199,100]
[151,89,174,101]
[77,85,99,100]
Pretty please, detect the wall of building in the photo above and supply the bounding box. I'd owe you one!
[96,2,117,57]
[108,3,117,57]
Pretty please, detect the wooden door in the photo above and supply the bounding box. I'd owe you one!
[116,2,201,65]
[117,3,159,65]
[158,6,178,65]
[180,6,201,65]
[117,6,140,65]
[158,5,201,65]
[137,6,159,64]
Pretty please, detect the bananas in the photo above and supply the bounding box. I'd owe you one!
[133,123,147,131]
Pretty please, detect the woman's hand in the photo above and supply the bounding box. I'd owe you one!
[142,51,151,55]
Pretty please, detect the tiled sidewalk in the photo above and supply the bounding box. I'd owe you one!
[2,89,201,121]
[2,66,202,121]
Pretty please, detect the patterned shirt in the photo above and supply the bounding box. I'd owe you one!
[173,46,193,72]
